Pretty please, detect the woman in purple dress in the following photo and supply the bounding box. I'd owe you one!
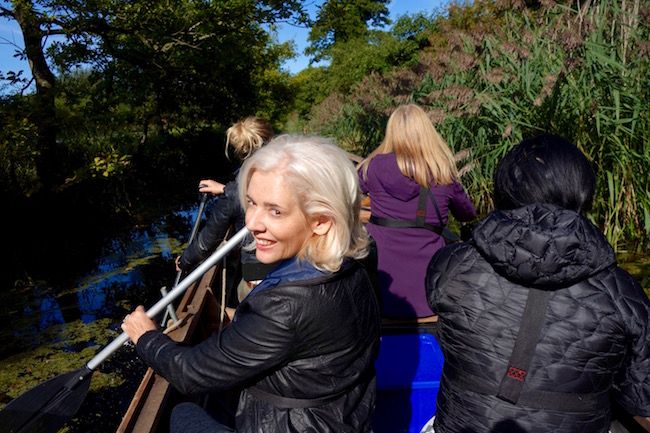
[358,104,476,320]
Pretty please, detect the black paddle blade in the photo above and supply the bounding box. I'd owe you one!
[0,365,93,433]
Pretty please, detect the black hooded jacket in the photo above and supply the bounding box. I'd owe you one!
[426,203,650,433]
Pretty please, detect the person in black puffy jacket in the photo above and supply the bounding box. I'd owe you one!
[176,116,279,304]
[122,135,381,433]
[425,134,650,433]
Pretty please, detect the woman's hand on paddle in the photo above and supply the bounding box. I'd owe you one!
[199,179,225,196]
[122,306,158,345]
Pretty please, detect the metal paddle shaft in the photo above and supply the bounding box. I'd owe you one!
[173,191,210,289]
[88,226,248,370]
[164,192,210,325]
[189,191,210,245]
[0,226,249,433]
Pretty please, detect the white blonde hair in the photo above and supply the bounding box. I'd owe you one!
[238,134,369,272]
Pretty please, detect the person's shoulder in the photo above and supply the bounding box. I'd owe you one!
[265,261,362,293]
[368,153,397,170]
[429,241,479,271]
[600,265,648,300]
[374,152,397,162]
[426,242,482,290]
[449,179,471,192]
[441,240,476,257]
[222,179,240,197]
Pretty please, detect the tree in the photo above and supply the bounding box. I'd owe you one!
[306,0,391,63]
[0,0,306,191]
[325,13,440,94]
[291,11,439,110]
[4,0,59,188]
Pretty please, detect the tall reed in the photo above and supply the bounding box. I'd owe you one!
[308,0,650,252]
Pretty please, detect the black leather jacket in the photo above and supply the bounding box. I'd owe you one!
[178,177,275,281]
[137,257,381,433]
[426,204,650,433]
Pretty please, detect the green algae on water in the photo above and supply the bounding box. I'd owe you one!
[618,252,650,299]
[0,318,122,408]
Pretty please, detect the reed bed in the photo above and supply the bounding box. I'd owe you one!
[308,0,650,253]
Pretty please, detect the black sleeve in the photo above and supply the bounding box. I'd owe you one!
[178,180,242,271]
[136,289,297,396]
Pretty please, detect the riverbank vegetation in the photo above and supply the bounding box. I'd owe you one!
[297,0,650,254]
[1,0,648,288]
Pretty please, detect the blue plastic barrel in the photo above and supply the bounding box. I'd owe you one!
[373,328,443,433]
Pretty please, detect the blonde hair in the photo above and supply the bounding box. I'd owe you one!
[225,116,274,161]
[238,134,369,272]
[358,104,458,187]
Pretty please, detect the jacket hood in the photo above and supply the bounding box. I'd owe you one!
[472,203,616,290]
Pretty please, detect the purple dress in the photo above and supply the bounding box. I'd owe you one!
[358,153,476,318]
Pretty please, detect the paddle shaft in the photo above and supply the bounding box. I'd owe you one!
[165,192,211,324]
[189,192,210,248]
[86,226,249,370]
[173,192,210,289]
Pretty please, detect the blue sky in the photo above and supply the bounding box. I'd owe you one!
[0,0,447,92]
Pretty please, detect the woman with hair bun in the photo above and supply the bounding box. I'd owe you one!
[176,116,277,303]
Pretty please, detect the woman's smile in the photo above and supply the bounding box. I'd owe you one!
[245,170,316,264]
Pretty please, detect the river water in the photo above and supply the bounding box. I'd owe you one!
[0,199,211,432]
[0,200,648,432]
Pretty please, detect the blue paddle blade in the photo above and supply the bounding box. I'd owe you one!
[0,365,93,433]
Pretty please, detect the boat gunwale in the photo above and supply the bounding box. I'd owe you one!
[116,263,221,433]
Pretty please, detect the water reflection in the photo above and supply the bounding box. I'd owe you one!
[39,293,66,325]
[0,200,209,432]
[619,253,650,297]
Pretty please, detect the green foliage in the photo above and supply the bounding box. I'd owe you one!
[1,0,305,208]
[289,67,332,117]
[302,0,650,253]
[390,12,441,64]
[290,11,441,124]
[306,0,391,62]
[0,95,40,197]
[2,0,648,255]
[326,32,399,93]
[59,0,305,128]
[0,318,119,404]
[249,38,298,125]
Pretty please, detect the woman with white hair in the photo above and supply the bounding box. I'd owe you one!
[122,135,381,433]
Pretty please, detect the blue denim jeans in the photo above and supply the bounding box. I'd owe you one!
[170,402,235,433]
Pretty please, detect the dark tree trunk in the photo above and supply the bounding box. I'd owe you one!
[13,0,60,190]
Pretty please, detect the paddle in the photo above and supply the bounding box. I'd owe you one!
[163,191,210,325]
[0,226,250,433]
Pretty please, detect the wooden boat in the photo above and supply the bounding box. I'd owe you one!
[117,153,649,432]
[116,260,231,433]
[116,251,650,433]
